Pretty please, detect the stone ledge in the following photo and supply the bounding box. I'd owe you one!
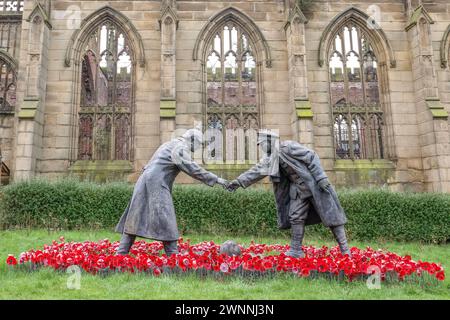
[295,99,313,119]
[69,160,133,172]
[334,159,396,170]
[160,99,176,118]
[405,4,434,32]
[18,98,40,119]
[333,159,396,188]
[426,99,448,119]
[68,160,134,183]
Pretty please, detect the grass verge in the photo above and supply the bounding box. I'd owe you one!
[0,229,449,300]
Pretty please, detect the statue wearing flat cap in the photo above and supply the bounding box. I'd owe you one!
[228,130,351,258]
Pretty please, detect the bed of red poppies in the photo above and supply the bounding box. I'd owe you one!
[5,237,445,283]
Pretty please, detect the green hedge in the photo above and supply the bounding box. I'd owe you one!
[0,179,449,243]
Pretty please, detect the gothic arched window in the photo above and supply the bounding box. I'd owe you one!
[329,25,385,160]
[78,22,133,161]
[0,56,16,113]
[205,24,259,163]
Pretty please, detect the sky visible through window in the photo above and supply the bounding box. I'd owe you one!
[98,26,132,74]
[329,27,377,73]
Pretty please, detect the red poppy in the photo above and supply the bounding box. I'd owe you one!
[436,271,445,281]
[6,255,17,266]
[153,268,161,276]
[317,260,329,273]
[263,260,274,270]
[4,238,445,284]
[301,268,310,277]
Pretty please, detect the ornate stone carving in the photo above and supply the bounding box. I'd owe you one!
[65,6,145,68]
[318,7,396,68]
[193,7,272,68]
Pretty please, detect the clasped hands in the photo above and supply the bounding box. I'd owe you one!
[216,178,241,192]
[218,177,332,193]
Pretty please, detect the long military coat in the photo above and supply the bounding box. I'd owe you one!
[236,141,347,229]
[115,138,218,241]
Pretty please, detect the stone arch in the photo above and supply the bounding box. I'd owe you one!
[0,50,18,113]
[440,24,450,68]
[0,50,18,71]
[318,6,396,68]
[193,7,272,68]
[67,6,141,163]
[64,5,145,68]
[323,7,397,160]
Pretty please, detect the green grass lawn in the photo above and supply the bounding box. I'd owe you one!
[0,229,449,300]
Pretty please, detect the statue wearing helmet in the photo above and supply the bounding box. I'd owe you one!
[115,128,229,256]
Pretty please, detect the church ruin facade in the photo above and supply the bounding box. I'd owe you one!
[1,0,450,192]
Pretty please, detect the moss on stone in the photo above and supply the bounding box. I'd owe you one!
[68,160,134,183]
[160,100,176,118]
[334,159,395,188]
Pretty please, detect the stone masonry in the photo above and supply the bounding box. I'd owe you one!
[1,0,450,192]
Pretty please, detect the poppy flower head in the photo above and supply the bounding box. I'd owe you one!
[6,255,17,266]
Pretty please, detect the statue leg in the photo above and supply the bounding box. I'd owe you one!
[331,225,351,257]
[163,241,179,256]
[116,233,136,255]
[286,222,306,258]
[286,194,309,258]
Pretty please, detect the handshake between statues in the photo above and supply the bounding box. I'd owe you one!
[115,128,351,258]
[217,178,331,192]
[216,178,241,192]
[218,178,331,193]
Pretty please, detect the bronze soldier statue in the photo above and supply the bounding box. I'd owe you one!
[227,130,351,258]
[115,129,229,256]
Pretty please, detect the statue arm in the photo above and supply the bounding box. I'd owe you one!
[236,156,272,188]
[175,147,218,187]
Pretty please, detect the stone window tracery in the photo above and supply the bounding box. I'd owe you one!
[0,17,21,59]
[205,24,259,163]
[329,25,385,160]
[78,22,133,161]
[0,55,16,113]
[0,1,23,13]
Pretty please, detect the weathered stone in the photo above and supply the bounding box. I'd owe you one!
[0,0,448,192]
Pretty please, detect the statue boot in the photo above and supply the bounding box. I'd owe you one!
[331,225,352,257]
[163,241,179,256]
[286,223,305,258]
[116,233,136,255]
